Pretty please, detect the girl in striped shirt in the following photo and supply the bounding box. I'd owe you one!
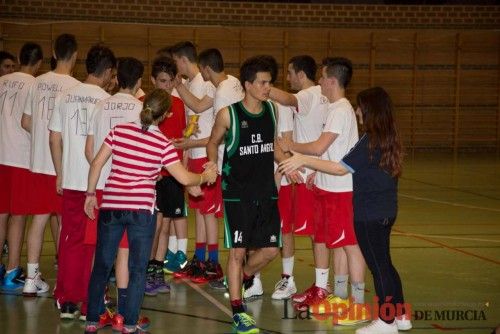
[83,89,217,334]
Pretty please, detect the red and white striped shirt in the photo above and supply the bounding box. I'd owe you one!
[101,121,179,213]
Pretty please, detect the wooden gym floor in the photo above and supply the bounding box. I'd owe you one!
[1,151,499,333]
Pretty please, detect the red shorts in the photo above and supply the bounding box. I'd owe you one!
[0,164,11,213]
[29,172,63,215]
[84,190,128,248]
[313,187,357,248]
[0,164,33,215]
[293,183,315,236]
[187,158,220,215]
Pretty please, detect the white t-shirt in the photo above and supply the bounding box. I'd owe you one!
[213,75,244,116]
[214,75,244,172]
[89,92,143,189]
[0,72,35,169]
[48,83,109,190]
[184,72,215,159]
[316,98,358,192]
[276,102,294,186]
[25,72,80,175]
[293,85,329,178]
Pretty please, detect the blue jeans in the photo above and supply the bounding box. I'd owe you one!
[87,210,156,326]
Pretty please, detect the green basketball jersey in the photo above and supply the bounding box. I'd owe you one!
[222,100,278,201]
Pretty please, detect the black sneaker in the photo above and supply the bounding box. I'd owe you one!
[60,302,79,319]
[209,276,228,290]
[173,255,200,279]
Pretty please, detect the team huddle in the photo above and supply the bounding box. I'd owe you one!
[0,34,412,334]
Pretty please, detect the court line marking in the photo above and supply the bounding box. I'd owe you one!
[183,278,233,318]
[399,193,500,212]
[391,232,500,244]
[393,228,500,265]
[183,279,285,334]
[401,176,500,201]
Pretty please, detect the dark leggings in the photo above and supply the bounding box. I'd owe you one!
[354,218,406,323]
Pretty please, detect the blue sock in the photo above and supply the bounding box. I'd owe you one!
[195,242,206,261]
[208,244,218,263]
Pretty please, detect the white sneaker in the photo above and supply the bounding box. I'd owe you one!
[355,319,398,334]
[396,314,412,331]
[271,275,297,300]
[23,273,49,296]
[243,276,263,300]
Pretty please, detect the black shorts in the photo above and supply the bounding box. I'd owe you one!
[223,198,281,249]
[155,176,187,218]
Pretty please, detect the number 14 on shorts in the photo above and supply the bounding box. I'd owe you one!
[234,231,243,243]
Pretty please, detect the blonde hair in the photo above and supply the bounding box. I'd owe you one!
[140,89,172,131]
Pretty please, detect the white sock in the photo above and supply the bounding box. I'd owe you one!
[282,256,294,276]
[168,236,178,253]
[177,238,188,254]
[254,272,261,280]
[315,268,329,290]
[351,282,365,304]
[334,274,349,299]
[27,263,39,278]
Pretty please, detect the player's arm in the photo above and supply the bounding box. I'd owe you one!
[49,130,63,194]
[289,132,338,156]
[21,114,32,133]
[274,136,288,164]
[176,83,213,113]
[85,135,94,164]
[272,102,289,164]
[165,161,216,186]
[269,87,298,108]
[274,130,291,187]
[84,143,112,219]
[279,151,348,176]
[172,137,209,150]
[206,107,230,168]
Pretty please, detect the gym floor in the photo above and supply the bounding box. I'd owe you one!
[1,151,499,334]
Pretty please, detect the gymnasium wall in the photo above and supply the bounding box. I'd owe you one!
[1,1,499,29]
[0,2,499,151]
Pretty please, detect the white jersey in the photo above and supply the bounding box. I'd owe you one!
[316,98,358,192]
[25,72,80,175]
[213,75,244,115]
[184,72,215,159]
[214,75,244,172]
[48,83,109,190]
[276,102,294,186]
[0,72,35,169]
[89,92,142,189]
[293,85,329,178]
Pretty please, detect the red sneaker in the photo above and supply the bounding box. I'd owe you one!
[137,315,150,331]
[210,262,223,280]
[292,283,315,303]
[191,260,223,284]
[190,261,208,284]
[173,255,200,279]
[294,285,329,312]
[112,313,124,332]
[98,308,114,329]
